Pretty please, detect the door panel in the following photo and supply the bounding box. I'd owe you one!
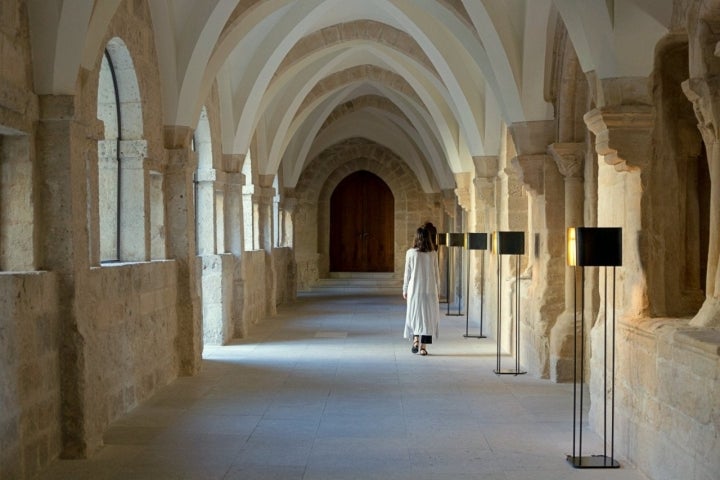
[330,171,394,272]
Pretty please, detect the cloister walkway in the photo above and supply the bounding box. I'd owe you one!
[39,292,648,479]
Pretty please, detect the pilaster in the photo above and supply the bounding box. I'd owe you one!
[164,126,202,375]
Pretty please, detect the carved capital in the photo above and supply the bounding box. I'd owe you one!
[472,156,499,178]
[583,107,654,172]
[222,153,245,173]
[441,189,456,217]
[682,77,720,147]
[511,154,546,196]
[548,142,584,178]
[508,120,555,156]
[474,176,495,207]
[454,172,472,212]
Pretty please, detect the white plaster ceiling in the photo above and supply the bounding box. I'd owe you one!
[26,0,672,192]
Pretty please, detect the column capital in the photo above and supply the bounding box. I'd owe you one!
[454,172,472,212]
[441,189,456,218]
[508,120,555,156]
[682,76,720,147]
[583,107,654,172]
[472,156,499,178]
[163,125,194,150]
[473,176,495,207]
[222,153,245,173]
[511,154,546,196]
[548,142,584,178]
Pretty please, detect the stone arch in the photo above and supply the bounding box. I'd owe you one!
[276,21,439,79]
[293,139,441,285]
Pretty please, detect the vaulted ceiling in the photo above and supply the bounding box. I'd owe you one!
[27,0,672,192]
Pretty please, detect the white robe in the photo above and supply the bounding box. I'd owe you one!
[403,248,440,339]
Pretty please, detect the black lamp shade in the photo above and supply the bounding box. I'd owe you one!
[437,233,447,246]
[447,233,465,247]
[466,233,488,250]
[493,231,525,255]
[575,227,622,267]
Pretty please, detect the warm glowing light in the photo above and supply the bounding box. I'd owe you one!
[567,227,577,266]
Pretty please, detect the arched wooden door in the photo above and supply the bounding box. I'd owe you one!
[330,171,394,272]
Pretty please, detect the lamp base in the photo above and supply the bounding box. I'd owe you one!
[446,313,463,316]
[493,369,527,375]
[566,455,620,469]
[463,334,487,338]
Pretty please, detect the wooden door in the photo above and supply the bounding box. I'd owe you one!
[330,171,394,272]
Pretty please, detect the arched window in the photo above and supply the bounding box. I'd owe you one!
[96,37,149,263]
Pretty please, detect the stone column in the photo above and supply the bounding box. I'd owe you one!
[36,95,89,456]
[584,106,653,319]
[164,126,201,375]
[508,121,558,377]
[195,168,217,255]
[258,175,277,316]
[223,154,245,256]
[548,142,585,382]
[682,77,720,326]
[118,139,148,261]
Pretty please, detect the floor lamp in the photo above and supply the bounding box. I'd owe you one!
[436,233,448,304]
[446,233,465,316]
[566,227,622,469]
[464,233,487,338]
[492,231,526,375]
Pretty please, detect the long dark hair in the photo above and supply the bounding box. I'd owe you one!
[413,226,432,252]
[423,222,438,251]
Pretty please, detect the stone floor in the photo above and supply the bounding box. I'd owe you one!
[38,292,648,480]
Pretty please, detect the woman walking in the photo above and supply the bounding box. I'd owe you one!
[403,226,440,355]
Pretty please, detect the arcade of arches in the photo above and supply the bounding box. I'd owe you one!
[0,1,718,479]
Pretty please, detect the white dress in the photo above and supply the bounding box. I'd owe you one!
[403,248,440,339]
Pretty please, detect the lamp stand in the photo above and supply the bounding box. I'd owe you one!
[463,250,486,338]
[447,245,463,316]
[439,246,448,304]
[494,254,526,375]
[567,266,619,468]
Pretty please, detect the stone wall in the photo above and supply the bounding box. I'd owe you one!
[74,261,179,452]
[0,272,61,479]
[591,319,720,480]
[273,247,296,306]
[241,250,268,332]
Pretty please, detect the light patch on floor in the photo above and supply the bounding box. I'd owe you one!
[314,331,348,338]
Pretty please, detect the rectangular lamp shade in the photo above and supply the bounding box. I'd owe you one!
[447,233,465,247]
[492,231,525,255]
[567,227,622,267]
[436,233,447,246]
[466,232,488,250]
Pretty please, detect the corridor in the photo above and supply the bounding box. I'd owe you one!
[39,293,647,480]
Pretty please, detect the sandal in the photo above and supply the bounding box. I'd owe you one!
[411,336,419,354]
[419,347,428,356]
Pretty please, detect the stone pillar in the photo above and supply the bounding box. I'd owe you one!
[223,154,245,256]
[584,105,653,319]
[195,168,217,255]
[164,126,201,375]
[682,77,720,326]
[118,139,148,261]
[507,121,558,377]
[36,95,88,457]
[258,175,277,316]
[548,142,585,382]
